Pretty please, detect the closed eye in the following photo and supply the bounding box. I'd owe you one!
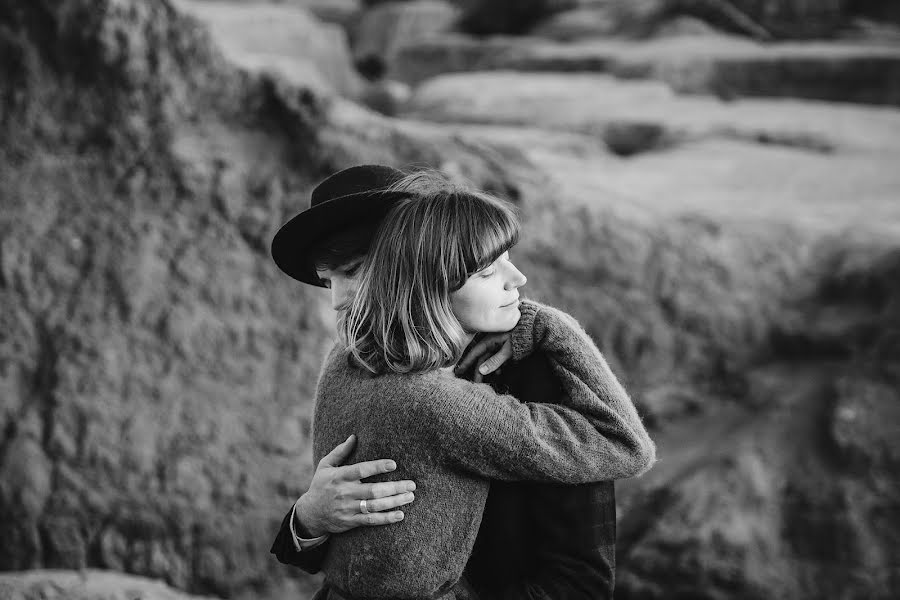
[479,253,507,277]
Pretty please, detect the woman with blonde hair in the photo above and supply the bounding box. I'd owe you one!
[310,172,655,599]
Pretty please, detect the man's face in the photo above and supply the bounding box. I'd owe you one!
[315,256,365,312]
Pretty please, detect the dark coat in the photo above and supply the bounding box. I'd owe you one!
[466,353,616,599]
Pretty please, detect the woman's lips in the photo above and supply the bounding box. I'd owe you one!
[500,298,520,308]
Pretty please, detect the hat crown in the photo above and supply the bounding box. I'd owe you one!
[311,164,405,207]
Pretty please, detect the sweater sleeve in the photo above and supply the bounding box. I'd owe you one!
[423,301,655,484]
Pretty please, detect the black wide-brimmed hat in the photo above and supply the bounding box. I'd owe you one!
[271,164,408,286]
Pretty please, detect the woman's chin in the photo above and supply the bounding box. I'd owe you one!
[498,308,521,331]
[468,308,521,334]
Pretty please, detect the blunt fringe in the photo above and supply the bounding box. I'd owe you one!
[340,170,520,375]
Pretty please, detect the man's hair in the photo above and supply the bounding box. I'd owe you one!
[310,222,381,274]
[340,171,520,375]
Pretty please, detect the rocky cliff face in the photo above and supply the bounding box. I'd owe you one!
[0,1,332,596]
[0,1,531,597]
[1,1,898,600]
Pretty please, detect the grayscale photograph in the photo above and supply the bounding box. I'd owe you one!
[0,1,898,599]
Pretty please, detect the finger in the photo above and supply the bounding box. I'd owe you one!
[366,492,415,513]
[479,341,513,375]
[357,480,417,500]
[455,346,488,375]
[355,510,405,526]
[456,340,502,373]
[456,337,505,374]
[318,434,356,468]
[337,458,397,482]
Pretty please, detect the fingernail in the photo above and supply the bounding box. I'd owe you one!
[394,511,404,521]
[405,493,414,502]
[347,434,355,441]
[479,365,489,374]
[386,461,396,471]
[406,482,416,492]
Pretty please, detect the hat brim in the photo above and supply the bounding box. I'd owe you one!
[271,189,408,287]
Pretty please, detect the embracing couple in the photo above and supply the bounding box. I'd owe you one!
[269,165,656,599]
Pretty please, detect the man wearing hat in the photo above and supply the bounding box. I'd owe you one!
[270,165,618,598]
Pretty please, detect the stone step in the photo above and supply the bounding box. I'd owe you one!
[402,71,900,154]
[393,34,900,106]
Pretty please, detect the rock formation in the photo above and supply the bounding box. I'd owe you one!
[0,0,528,596]
[458,0,863,39]
[394,34,900,105]
[172,0,364,97]
[352,0,460,70]
[0,570,219,600]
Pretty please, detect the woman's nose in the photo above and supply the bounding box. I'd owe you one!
[504,262,527,290]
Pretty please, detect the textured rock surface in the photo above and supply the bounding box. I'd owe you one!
[299,0,363,31]
[649,41,900,105]
[529,6,639,41]
[653,15,731,37]
[457,0,863,39]
[0,570,218,600]
[393,34,900,106]
[405,71,900,156]
[391,33,532,84]
[173,0,363,96]
[722,0,847,38]
[455,0,580,35]
[352,0,460,69]
[0,1,332,595]
[0,1,531,597]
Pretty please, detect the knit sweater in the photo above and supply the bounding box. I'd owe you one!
[311,300,656,600]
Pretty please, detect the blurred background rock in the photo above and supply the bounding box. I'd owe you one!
[0,1,898,599]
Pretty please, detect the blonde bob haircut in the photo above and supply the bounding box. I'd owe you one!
[340,171,520,375]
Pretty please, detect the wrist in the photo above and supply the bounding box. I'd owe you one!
[294,495,326,538]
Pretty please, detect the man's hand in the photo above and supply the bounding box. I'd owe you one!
[455,332,513,383]
[294,435,416,537]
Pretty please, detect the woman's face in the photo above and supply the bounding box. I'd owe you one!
[451,251,527,334]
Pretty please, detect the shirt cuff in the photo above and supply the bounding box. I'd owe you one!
[289,498,330,551]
